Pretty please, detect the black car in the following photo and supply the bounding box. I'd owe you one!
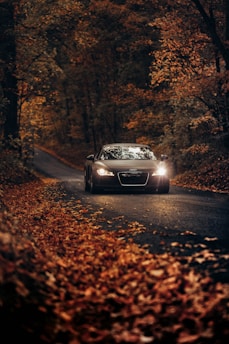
[84,143,170,194]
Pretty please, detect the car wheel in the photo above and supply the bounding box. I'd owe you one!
[157,181,170,194]
[84,178,90,192]
[89,175,98,194]
[84,170,90,192]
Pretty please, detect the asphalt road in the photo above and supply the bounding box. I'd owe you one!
[33,147,229,282]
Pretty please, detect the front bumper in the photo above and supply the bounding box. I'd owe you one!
[93,173,169,191]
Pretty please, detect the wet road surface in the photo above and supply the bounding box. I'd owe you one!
[33,147,229,282]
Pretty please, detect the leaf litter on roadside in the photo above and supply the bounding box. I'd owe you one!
[0,178,229,343]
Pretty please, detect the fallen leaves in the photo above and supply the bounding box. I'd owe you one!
[0,165,229,343]
[172,156,229,194]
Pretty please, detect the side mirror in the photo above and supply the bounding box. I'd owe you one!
[86,154,95,161]
[160,154,168,161]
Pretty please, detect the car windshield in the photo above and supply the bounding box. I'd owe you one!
[99,145,157,160]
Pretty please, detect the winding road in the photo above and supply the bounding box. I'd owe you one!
[33,147,229,281]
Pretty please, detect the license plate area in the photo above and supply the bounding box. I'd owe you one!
[118,172,149,186]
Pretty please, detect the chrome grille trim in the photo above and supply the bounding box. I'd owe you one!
[118,171,149,186]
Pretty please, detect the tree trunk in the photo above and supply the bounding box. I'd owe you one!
[191,0,229,131]
[191,0,229,69]
[0,1,19,146]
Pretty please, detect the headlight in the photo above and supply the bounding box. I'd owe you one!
[96,168,114,176]
[152,167,167,176]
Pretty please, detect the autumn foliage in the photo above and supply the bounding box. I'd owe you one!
[1,0,229,181]
[0,1,229,340]
[0,151,228,343]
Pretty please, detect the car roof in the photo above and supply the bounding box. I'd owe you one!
[102,143,150,148]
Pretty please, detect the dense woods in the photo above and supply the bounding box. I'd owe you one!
[0,0,229,179]
[1,1,229,342]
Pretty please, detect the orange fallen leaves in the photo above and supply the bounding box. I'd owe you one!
[172,156,229,194]
[0,175,229,343]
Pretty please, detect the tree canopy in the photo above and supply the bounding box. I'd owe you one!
[0,0,228,174]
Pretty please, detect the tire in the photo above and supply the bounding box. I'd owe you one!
[157,181,170,194]
[84,179,90,192]
[84,170,90,192]
[89,175,98,194]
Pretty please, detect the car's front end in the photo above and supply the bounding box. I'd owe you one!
[87,159,170,193]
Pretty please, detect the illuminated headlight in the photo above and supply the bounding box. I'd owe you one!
[96,168,114,176]
[152,167,167,176]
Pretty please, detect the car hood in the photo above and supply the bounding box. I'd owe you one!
[95,159,160,171]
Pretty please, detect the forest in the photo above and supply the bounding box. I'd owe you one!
[0,1,229,343]
[0,0,228,190]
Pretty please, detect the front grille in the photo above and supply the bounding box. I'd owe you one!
[118,172,149,186]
